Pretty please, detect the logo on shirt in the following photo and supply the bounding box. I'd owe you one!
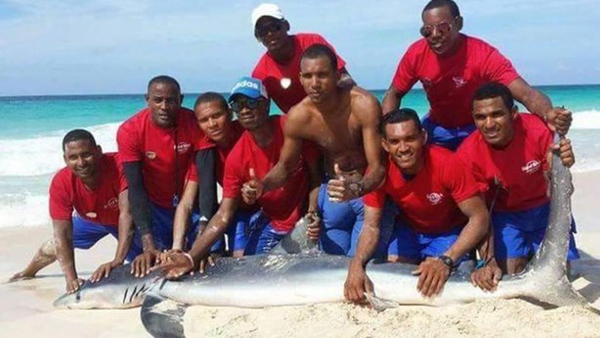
[85,212,98,219]
[177,142,191,154]
[427,192,444,205]
[522,160,541,174]
[104,197,119,210]
[145,151,157,160]
[453,76,467,88]
[280,78,292,89]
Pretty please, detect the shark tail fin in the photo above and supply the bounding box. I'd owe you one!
[521,138,588,307]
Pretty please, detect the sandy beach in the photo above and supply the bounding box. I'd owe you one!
[1,170,599,338]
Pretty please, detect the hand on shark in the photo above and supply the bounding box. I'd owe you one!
[131,250,161,278]
[66,277,84,294]
[545,106,572,136]
[90,259,123,283]
[150,250,216,279]
[344,261,374,305]
[412,257,451,298]
[470,258,503,291]
[305,211,322,241]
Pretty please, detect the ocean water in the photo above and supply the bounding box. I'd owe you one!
[0,85,598,228]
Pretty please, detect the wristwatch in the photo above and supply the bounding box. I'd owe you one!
[438,255,455,269]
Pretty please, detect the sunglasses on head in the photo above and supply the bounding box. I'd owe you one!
[230,97,262,112]
[255,21,283,38]
[419,18,456,38]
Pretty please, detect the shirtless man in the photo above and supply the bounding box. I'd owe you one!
[10,130,136,292]
[246,44,393,257]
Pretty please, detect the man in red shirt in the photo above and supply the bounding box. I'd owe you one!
[10,130,136,293]
[457,82,579,290]
[251,3,354,113]
[382,0,571,150]
[117,76,210,277]
[155,77,320,278]
[345,109,489,300]
[171,92,248,257]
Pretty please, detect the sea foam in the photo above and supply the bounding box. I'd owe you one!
[571,110,600,130]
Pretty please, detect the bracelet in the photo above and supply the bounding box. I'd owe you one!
[182,252,195,268]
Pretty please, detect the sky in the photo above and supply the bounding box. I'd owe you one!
[0,0,597,96]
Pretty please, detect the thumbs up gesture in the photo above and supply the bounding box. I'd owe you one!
[327,163,364,203]
[242,168,263,205]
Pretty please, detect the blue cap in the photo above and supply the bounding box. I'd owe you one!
[229,77,269,102]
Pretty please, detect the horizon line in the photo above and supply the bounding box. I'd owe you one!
[1,83,599,99]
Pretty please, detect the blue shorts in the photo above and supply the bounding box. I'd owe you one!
[318,183,396,258]
[422,115,476,151]
[243,212,287,255]
[492,202,580,260]
[210,209,257,254]
[72,215,138,262]
[388,218,467,263]
[130,202,200,256]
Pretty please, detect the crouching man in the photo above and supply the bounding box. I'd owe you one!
[345,108,489,301]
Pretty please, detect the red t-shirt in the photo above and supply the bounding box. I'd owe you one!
[222,116,312,233]
[391,34,520,128]
[49,153,127,226]
[364,146,481,234]
[457,113,552,212]
[117,107,212,208]
[186,121,245,186]
[252,33,347,113]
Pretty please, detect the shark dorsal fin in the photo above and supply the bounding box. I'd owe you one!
[269,216,320,255]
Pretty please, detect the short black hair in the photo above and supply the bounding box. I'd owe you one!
[62,129,96,152]
[194,92,228,111]
[381,108,422,136]
[147,75,181,94]
[472,82,515,111]
[423,0,460,17]
[302,44,338,72]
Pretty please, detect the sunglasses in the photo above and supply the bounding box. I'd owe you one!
[255,21,283,38]
[419,18,456,38]
[230,98,262,113]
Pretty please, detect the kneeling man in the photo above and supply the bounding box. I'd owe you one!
[458,82,579,290]
[345,108,488,300]
[10,130,136,293]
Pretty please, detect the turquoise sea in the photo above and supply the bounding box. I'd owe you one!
[0,85,598,228]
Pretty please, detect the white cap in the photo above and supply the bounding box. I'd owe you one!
[251,3,285,28]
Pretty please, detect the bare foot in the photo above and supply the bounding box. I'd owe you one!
[8,271,35,282]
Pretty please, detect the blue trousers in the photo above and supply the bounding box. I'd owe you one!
[71,215,138,262]
[422,114,476,151]
[318,183,396,258]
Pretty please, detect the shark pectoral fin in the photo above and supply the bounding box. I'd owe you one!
[365,292,398,312]
[141,293,187,338]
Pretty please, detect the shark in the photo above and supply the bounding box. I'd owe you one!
[52,149,594,338]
